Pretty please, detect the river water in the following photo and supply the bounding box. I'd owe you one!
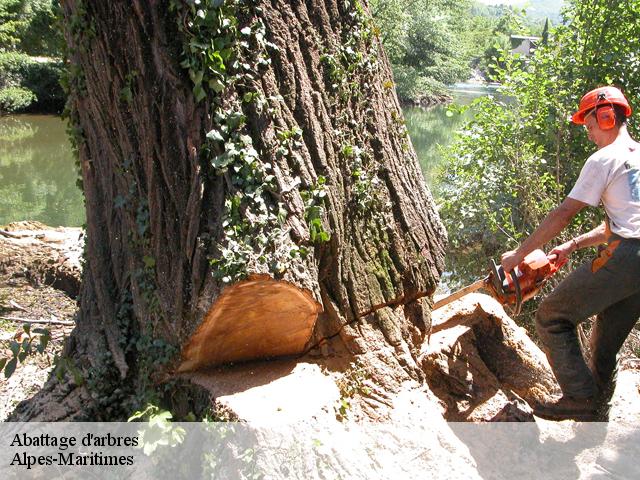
[405,84,495,187]
[0,84,492,227]
[0,115,83,227]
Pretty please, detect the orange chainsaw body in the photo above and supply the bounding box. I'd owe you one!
[487,250,567,314]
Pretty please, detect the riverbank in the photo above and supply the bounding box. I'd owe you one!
[399,91,454,109]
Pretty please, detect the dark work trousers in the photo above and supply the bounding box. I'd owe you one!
[536,236,640,400]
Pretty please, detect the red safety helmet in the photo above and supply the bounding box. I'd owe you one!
[572,86,632,126]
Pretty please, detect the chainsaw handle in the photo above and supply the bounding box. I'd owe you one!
[547,253,568,272]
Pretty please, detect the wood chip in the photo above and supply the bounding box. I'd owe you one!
[8,300,28,312]
[0,316,74,326]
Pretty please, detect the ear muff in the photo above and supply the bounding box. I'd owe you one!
[596,105,616,130]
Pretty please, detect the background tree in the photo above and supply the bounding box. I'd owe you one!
[10,0,446,420]
[370,0,474,104]
[369,0,552,104]
[0,0,64,113]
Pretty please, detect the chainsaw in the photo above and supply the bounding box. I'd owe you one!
[433,249,567,315]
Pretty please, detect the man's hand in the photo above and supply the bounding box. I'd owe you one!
[549,240,576,264]
[501,249,525,273]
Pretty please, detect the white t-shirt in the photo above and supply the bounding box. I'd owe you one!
[568,142,640,238]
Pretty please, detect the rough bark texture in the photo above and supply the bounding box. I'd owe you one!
[10,0,445,420]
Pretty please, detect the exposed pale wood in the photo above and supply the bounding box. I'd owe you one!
[178,275,322,372]
[432,278,487,311]
[0,316,75,326]
[9,300,28,312]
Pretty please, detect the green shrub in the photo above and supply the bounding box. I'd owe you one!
[0,51,64,112]
[0,51,30,87]
[0,85,36,113]
[391,64,450,105]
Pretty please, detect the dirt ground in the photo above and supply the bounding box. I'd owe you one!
[0,221,81,420]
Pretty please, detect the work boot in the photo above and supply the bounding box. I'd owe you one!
[533,395,602,422]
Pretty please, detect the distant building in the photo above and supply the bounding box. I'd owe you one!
[510,35,541,56]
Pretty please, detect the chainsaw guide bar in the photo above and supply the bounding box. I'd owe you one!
[432,250,567,317]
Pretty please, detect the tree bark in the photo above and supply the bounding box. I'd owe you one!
[10,0,445,421]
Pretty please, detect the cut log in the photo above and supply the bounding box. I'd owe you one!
[421,293,559,421]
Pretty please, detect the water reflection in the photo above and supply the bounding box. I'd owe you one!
[0,115,84,227]
[404,85,493,189]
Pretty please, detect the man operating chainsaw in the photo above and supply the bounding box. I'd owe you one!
[501,86,640,421]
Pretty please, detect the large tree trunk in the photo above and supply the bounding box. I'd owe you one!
[10,0,445,420]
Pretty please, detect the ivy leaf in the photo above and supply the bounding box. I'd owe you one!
[210,50,226,72]
[120,86,132,103]
[189,69,204,85]
[143,256,156,269]
[208,78,225,93]
[317,231,330,242]
[226,111,246,130]
[212,152,233,169]
[4,358,17,378]
[243,91,258,103]
[206,129,224,143]
[193,84,206,103]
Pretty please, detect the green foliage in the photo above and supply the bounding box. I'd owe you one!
[128,404,186,455]
[0,51,65,112]
[391,63,450,102]
[0,324,51,379]
[370,0,562,101]
[0,85,35,112]
[18,0,62,56]
[371,0,473,103]
[0,0,28,50]
[0,0,62,55]
[172,0,305,283]
[52,355,84,385]
[301,176,330,244]
[0,1,65,114]
[478,6,533,79]
[402,4,470,85]
[437,0,640,294]
[0,51,31,85]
